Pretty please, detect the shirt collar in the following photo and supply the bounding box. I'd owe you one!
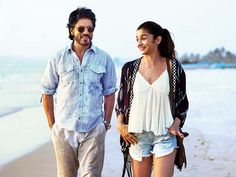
[67,41,97,54]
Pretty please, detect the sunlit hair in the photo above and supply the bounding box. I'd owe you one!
[67,7,96,40]
[137,21,176,59]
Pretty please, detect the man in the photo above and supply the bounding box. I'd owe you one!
[41,7,117,177]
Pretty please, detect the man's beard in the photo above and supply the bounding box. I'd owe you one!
[79,35,92,46]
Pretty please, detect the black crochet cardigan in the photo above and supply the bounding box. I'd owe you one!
[115,57,189,177]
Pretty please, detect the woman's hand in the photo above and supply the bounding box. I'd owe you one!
[168,117,185,138]
[117,123,137,145]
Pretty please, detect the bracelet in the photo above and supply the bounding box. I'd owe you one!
[103,120,111,130]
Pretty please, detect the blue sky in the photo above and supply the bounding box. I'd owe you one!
[0,0,235,59]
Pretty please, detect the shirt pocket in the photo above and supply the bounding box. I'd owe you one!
[89,64,106,82]
[58,64,78,87]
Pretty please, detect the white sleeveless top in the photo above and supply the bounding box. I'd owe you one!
[128,70,173,135]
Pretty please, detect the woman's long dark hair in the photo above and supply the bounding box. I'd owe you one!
[137,21,176,59]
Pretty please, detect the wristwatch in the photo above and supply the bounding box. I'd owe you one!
[103,120,111,130]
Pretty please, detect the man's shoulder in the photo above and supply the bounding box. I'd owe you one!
[55,45,70,57]
[50,45,70,62]
[92,46,115,66]
[93,45,111,58]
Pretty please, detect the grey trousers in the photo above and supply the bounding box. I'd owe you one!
[51,123,106,177]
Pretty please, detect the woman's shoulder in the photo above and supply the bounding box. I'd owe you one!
[172,58,181,65]
[172,58,184,69]
[122,57,141,70]
[172,58,187,78]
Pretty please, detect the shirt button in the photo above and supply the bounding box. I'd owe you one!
[80,82,82,84]
[78,117,81,119]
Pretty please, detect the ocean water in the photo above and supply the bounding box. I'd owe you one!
[0,57,47,117]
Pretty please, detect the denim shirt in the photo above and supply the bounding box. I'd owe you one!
[41,43,117,132]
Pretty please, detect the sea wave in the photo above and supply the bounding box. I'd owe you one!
[0,107,24,118]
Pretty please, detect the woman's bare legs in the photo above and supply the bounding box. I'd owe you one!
[153,149,177,177]
[132,156,153,177]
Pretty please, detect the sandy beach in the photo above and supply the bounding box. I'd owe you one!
[0,142,56,177]
[0,69,236,177]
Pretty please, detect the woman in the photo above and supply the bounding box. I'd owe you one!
[116,21,189,177]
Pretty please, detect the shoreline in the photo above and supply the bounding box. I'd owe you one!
[0,105,41,118]
[0,107,24,118]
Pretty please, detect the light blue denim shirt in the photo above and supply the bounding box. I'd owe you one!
[41,43,117,132]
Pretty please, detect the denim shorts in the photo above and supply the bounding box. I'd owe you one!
[129,131,177,161]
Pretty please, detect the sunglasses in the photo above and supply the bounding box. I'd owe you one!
[75,26,95,33]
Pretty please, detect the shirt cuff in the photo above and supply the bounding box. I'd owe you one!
[103,87,117,96]
[41,87,56,95]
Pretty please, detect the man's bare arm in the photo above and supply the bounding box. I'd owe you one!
[42,94,55,129]
[103,92,115,127]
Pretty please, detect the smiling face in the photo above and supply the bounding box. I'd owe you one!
[136,29,162,55]
[70,18,94,47]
